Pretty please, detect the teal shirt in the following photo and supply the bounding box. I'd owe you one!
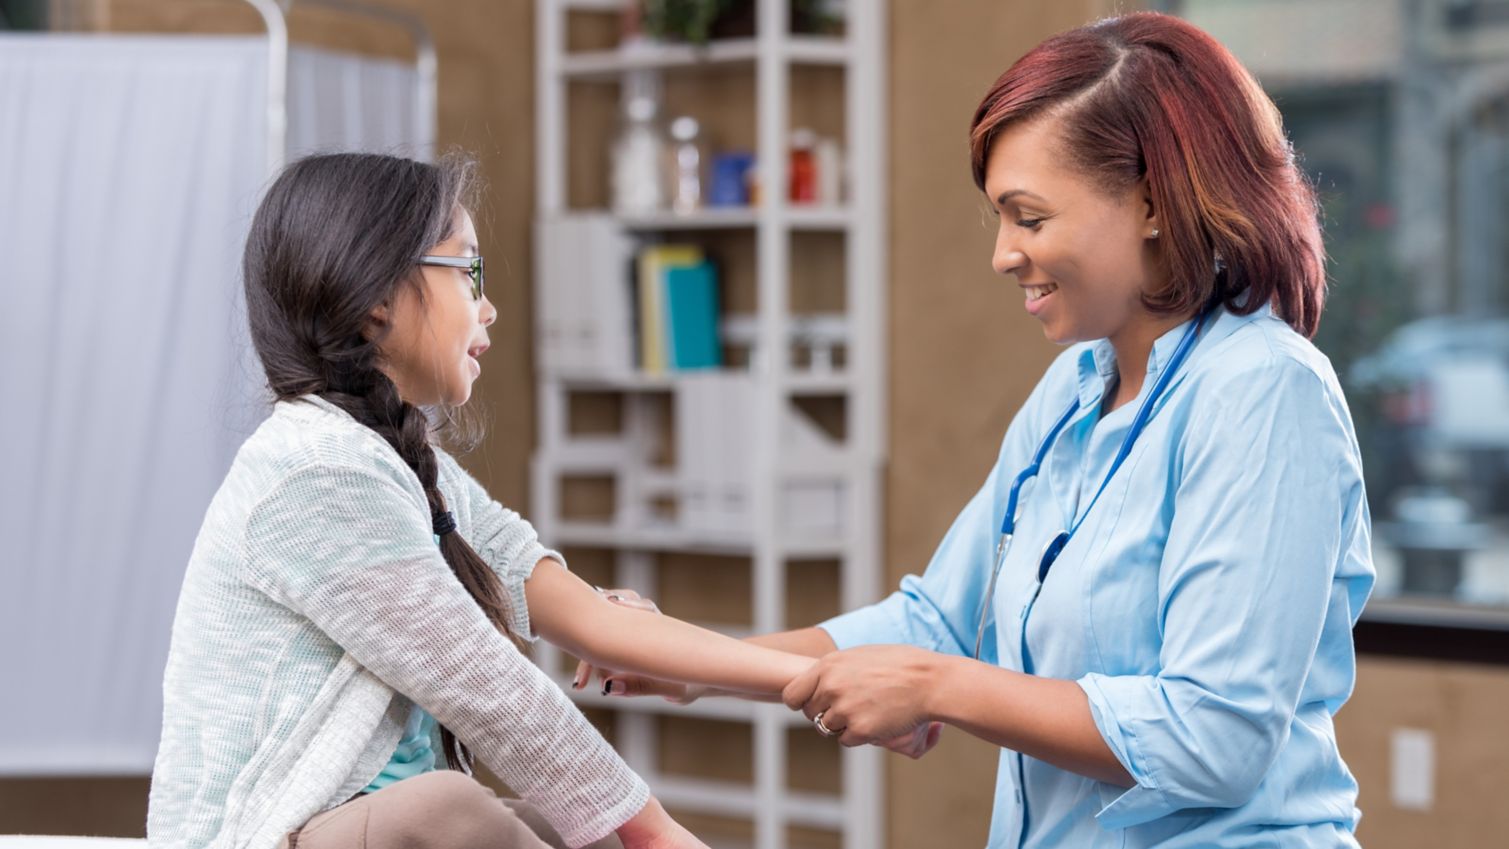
[364,533,447,793]
[363,702,438,793]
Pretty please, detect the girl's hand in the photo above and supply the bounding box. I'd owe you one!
[602,674,707,705]
[616,796,711,849]
[571,588,707,704]
[569,587,658,691]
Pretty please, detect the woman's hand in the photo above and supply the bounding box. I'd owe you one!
[875,720,946,760]
[781,645,945,748]
[616,796,710,849]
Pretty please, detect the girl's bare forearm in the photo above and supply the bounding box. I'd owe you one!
[526,560,813,694]
[745,627,838,657]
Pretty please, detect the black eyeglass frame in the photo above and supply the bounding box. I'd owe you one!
[418,255,485,301]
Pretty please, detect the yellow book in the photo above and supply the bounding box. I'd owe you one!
[637,244,703,374]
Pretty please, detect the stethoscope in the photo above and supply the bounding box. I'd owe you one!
[971,306,1215,659]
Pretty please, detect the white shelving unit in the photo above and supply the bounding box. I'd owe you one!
[532,2,886,848]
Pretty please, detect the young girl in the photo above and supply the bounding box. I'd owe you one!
[147,152,812,849]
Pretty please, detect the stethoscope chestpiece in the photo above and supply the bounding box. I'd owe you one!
[1038,531,1070,582]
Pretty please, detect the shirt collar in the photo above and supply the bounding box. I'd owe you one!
[1075,343,1112,411]
[1074,314,1197,411]
[1071,298,1277,411]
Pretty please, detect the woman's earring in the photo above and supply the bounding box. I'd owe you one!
[1149,228,1161,239]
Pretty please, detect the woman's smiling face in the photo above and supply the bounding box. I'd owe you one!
[984,114,1165,347]
[371,208,496,408]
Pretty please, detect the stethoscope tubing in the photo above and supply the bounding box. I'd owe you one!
[971,307,1213,660]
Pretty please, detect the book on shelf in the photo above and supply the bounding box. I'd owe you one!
[537,211,735,379]
[635,244,702,374]
[663,260,722,371]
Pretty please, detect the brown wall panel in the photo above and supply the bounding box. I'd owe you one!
[0,777,151,837]
[880,1,1114,845]
[1337,657,1509,849]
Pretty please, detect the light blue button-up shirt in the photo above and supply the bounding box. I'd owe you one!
[821,304,1375,848]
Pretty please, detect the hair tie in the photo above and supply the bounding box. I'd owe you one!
[432,510,457,537]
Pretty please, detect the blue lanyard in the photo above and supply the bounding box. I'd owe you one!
[1004,307,1213,579]
[972,308,1213,660]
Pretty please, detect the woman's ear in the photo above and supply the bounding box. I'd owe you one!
[1139,177,1160,240]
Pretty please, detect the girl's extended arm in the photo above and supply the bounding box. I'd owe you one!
[524,559,813,695]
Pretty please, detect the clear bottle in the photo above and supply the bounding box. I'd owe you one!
[667,115,704,215]
[611,71,667,214]
[815,136,843,206]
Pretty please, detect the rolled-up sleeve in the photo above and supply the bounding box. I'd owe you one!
[821,459,1006,655]
[1078,356,1361,829]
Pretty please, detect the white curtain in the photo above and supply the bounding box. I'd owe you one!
[288,45,422,161]
[0,32,423,775]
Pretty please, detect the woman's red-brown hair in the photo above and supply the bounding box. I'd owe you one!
[970,12,1325,338]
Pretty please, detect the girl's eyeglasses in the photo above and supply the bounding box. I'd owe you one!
[418,255,485,301]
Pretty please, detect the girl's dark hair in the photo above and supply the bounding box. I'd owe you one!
[969,12,1326,337]
[243,151,513,770]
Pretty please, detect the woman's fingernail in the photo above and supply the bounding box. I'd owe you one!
[603,680,621,696]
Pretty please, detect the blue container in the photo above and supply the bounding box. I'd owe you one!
[709,152,754,207]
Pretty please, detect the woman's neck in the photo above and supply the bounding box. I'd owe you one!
[1103,312,1192,414]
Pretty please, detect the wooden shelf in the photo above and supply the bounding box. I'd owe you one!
[785,371,852,394]
[607,205,852,231]
[560,36,850,81]
[535,3,885,846]
[550,369,855,394]
[551,520,846,558]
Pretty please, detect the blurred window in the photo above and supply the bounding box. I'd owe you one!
[0,0,49,30]
[1162,0,1509,624]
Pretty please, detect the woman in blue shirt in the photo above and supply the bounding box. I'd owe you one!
[600,12,1375,847]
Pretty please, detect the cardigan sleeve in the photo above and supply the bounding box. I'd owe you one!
[436,449,563,641]
[243,460,649,848]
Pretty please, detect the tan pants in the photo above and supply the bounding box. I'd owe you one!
[277,771,624,849]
